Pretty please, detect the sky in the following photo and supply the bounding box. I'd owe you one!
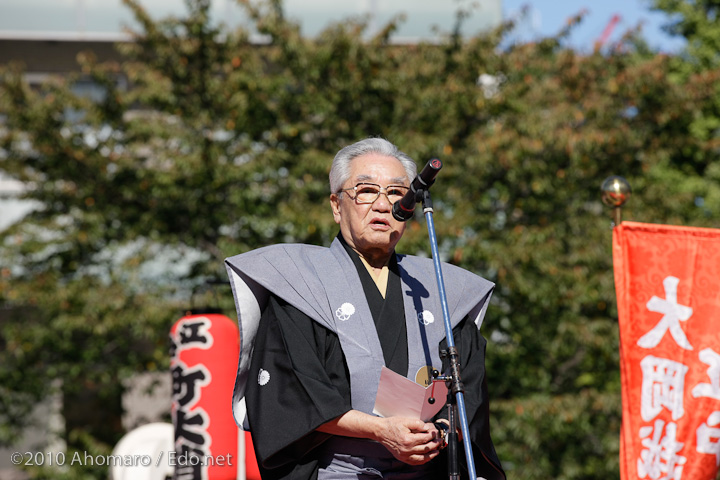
[0,0,685,52]
[503,0,685,53]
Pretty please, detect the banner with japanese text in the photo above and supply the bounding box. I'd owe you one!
[170,313,241,480]
[613,221,720,480]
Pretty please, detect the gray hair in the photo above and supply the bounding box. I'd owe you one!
[329,138,417,194]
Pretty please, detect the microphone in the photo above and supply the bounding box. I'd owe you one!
[392,158,443,221]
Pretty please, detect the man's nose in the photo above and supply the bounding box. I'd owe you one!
[372,192,392,211]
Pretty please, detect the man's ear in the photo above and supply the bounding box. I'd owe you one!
[330,193,341,224]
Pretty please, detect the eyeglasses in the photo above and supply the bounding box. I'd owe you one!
[339,182,410,205]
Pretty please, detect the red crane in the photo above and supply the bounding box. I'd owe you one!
[594,14,621,50]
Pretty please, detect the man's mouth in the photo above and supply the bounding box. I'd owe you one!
[370,218,390,228]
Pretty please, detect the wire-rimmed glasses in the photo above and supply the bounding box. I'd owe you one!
[339,182,410,204]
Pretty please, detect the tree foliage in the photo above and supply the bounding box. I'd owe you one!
[648,0,720,173]
[1,0,719,478]
[650,0,720,69]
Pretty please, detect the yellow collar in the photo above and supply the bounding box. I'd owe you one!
[358,255,389,298]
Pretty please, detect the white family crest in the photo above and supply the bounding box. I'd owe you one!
[418,310,435,325]
[335,302,356,321]
[637,276,693,350]
[258,368,270,386]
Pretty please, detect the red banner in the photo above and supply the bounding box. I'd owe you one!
[614,222,720,480]
[170,314,240,480]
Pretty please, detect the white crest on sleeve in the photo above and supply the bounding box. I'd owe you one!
[418,310,435,325]
[335,302,356,321]
[258,368,270,386]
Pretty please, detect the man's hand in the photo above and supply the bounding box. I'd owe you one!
[375,416,444,465]
[317,410,444,465]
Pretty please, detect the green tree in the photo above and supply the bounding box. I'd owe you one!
[1,1,719,479]
[649,0,720,182]
[650,0,720,69]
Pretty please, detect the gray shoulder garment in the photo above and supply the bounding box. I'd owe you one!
[225,238,494,426]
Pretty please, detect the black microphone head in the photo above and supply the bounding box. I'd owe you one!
[392,158,443,221]
[392,201,414,222]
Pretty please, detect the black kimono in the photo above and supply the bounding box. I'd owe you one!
[238,238,505,480]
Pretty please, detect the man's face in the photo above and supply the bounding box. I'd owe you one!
[330,153,410,262]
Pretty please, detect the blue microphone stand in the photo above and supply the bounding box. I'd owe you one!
[420,188,477,480]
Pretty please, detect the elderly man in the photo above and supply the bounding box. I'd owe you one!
[225,138,505,480]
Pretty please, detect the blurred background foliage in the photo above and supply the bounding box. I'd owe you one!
[1,0,719,478]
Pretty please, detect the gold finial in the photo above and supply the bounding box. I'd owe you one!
[601,176,631,226]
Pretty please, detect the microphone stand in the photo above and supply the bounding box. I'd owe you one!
[420,188,477,480]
